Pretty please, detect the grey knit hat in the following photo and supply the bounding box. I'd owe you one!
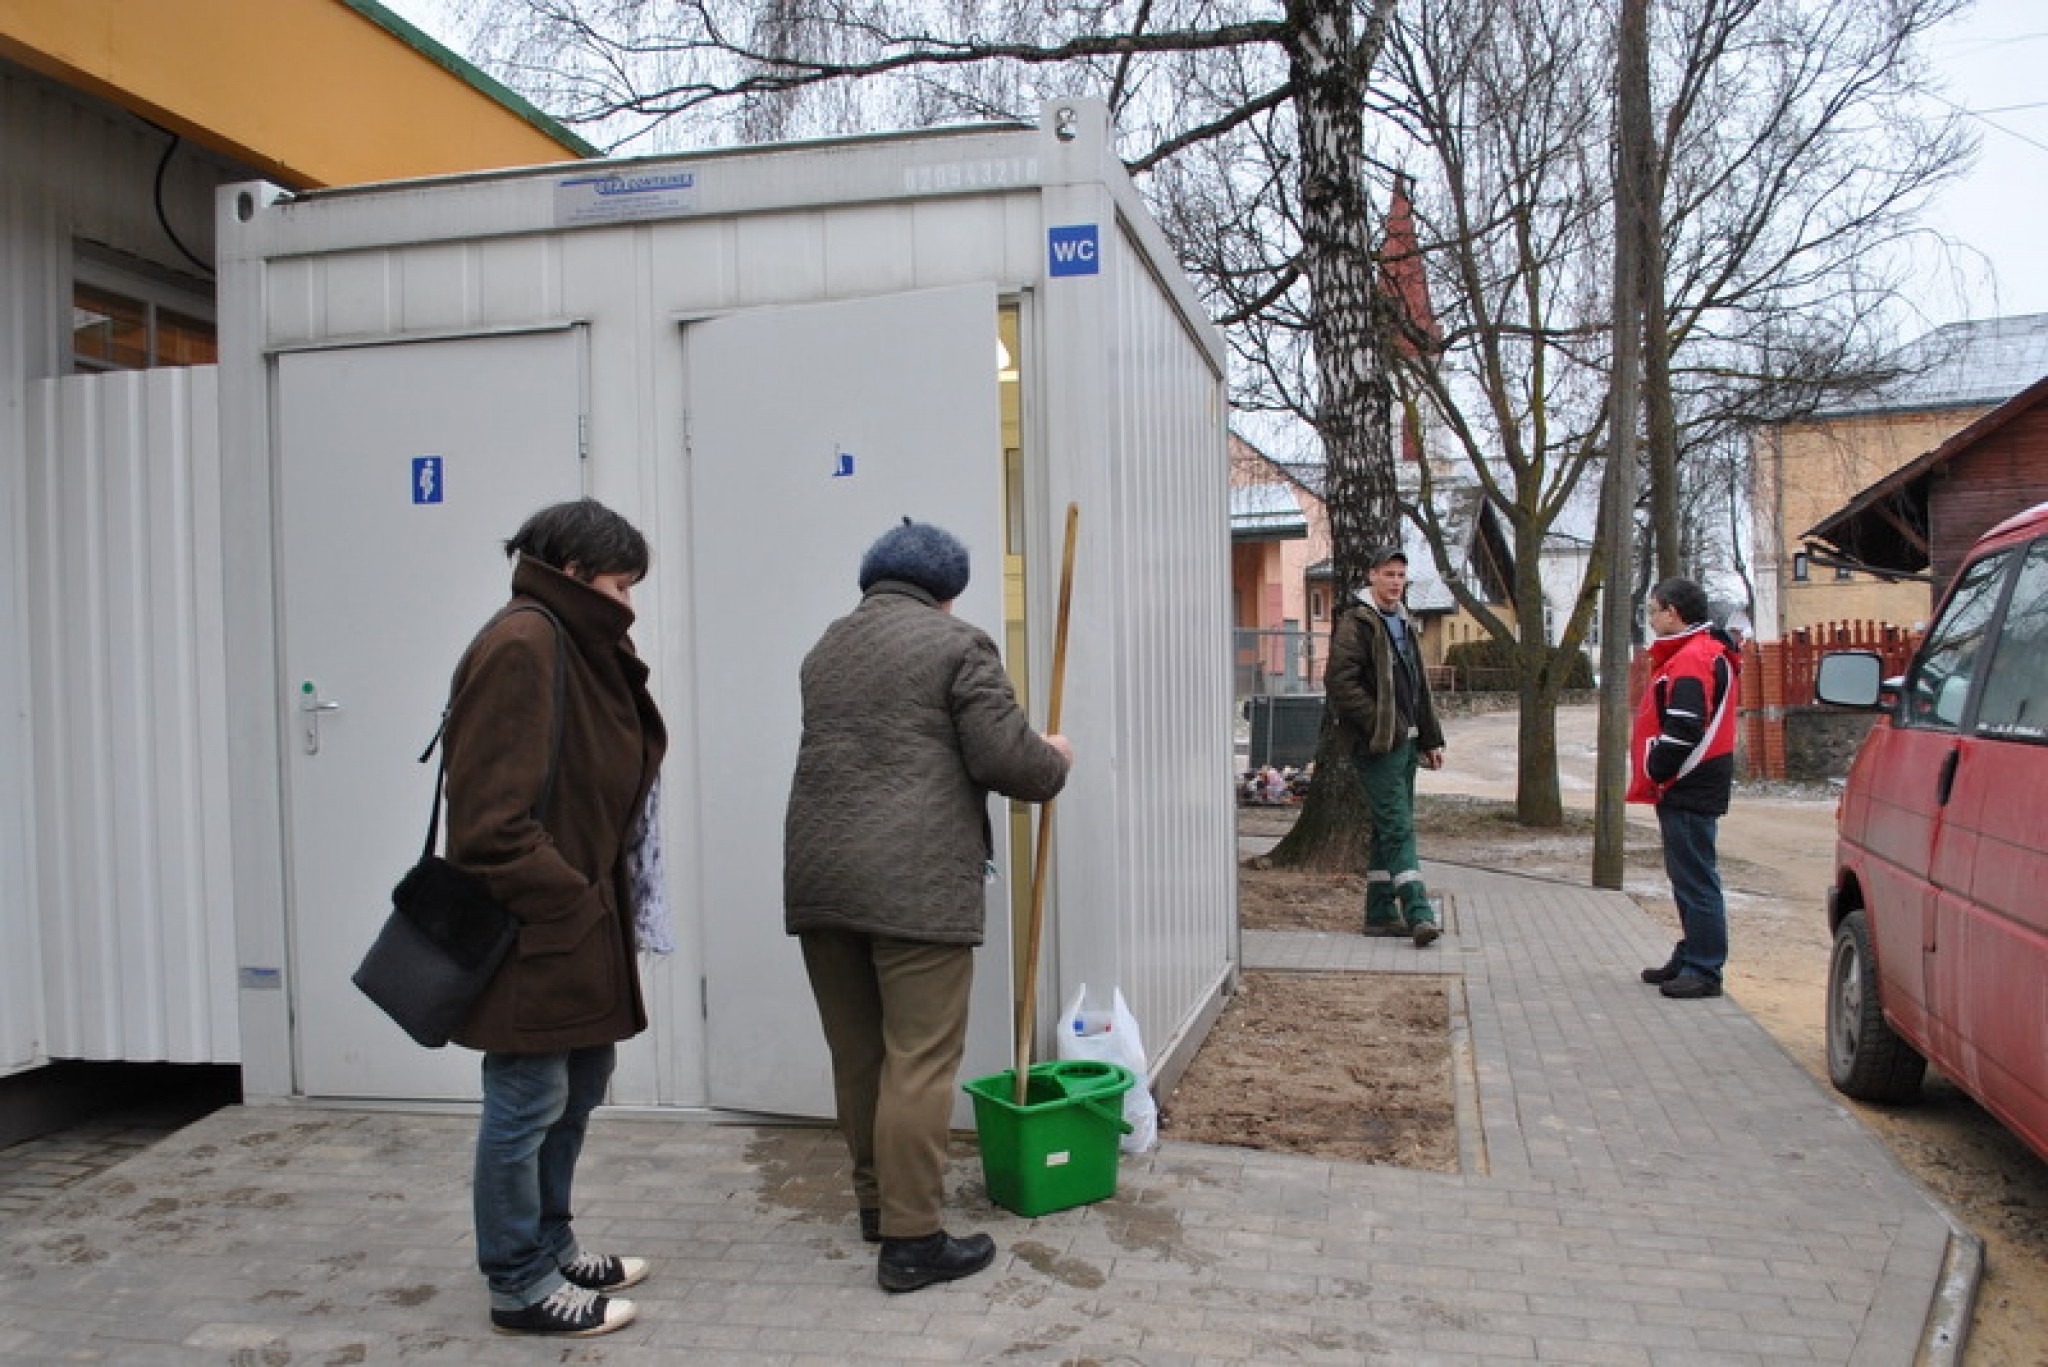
[858,518,971,601]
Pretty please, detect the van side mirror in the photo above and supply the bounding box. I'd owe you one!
[1815,651,1883,708]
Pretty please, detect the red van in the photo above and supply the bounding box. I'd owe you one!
[1816,500,2048,1163]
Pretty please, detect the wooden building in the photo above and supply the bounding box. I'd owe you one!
[1805,374,2048,601]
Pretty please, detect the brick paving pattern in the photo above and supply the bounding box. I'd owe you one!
[0,858,1971,1363]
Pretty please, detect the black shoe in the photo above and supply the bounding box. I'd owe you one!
[490,1284,636,1337]
[1361,919,1408,938]
[1660,973,1722,999]
[559,1251,649,1292]
[1411,920,1441,947]
[1640,963,1680,985]
[877,1230,996,1293]
[859,1207,882,1243]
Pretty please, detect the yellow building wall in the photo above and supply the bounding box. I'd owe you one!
[1427,604,1515,672]
[0,0,589,189]
[1761,408,1987,635]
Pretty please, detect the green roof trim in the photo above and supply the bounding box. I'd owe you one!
[342,0,600,159]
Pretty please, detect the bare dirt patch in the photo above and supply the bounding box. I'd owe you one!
[1159,970,1457,1172]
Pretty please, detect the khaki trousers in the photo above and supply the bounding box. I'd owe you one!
[799,930,975,1239]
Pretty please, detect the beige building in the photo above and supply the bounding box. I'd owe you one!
[1753,314,2048,639]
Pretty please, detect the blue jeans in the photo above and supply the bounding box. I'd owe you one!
[1657,806,1727,981]
[474,1045,614,1309]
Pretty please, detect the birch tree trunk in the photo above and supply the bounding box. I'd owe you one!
[1264,0,1399,873]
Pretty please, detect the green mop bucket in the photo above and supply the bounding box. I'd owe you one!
[962,1059,1135,1217]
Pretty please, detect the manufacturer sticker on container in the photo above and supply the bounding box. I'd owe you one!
[1044,1150,1072,1167]
[555,169,699,226]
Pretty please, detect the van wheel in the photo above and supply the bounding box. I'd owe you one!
[1826,909,1927,1103]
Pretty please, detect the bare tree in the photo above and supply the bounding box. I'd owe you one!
[1371,0,1971,826]
[451,0,1971,852]
[453,0,1404,870]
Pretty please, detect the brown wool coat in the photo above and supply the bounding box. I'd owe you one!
[783,581,1069,944]
[443,556,667,1054]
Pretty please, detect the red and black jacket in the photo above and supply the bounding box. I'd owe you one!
[1627,622,1741,815]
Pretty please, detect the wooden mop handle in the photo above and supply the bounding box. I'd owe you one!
[1014,502,1079,1103]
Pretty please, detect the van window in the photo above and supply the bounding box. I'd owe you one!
[1973,539,2048,741]
[1901,549,2010,730]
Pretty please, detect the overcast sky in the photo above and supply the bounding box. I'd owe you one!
[387,0,2047,331]
[1899,0,2048,326]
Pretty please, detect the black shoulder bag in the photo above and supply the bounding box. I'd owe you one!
[352,604,567,1048]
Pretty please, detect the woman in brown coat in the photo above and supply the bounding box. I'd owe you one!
[785,519,1071,1293]
[443,499,666,1338]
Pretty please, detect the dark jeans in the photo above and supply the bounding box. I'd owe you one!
[474,1045,615,1309]
[1657,806,1727,981]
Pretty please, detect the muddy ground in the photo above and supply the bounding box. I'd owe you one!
[1160,704,2046,1365]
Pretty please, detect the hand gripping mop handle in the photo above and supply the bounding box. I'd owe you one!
[1013,502,1079,1105]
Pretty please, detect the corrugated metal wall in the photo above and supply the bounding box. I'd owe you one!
[23,368,240,1064]
[3,45,250,1077]
[1101,223,1237,1061]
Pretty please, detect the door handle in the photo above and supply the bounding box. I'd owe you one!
[300,681,342,755]
[1936,746,1959,806]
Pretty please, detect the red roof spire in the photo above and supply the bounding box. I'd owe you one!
[1379,173,1439,356]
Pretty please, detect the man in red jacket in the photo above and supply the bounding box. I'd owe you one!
[1628,577,1742,1000]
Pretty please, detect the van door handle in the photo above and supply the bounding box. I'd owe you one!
[1936,747,1959,806]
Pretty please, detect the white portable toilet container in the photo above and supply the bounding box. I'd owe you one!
[216,99,1236,1116]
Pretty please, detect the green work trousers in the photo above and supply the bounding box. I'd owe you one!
[1356,738,1434,926]
[799,930,975,1240]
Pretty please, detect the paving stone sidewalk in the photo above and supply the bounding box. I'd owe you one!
[0,860,1973,1363]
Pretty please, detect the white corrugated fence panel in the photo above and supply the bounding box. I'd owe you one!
[24,369,239,1064]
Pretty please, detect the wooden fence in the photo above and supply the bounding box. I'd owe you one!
[1770,621,1922,707]
[1738,620,1920,779]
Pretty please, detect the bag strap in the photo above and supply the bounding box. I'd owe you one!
[417,602,569,863]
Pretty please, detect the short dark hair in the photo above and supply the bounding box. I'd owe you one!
[506,499,650,581]
[1650,576,1708,626]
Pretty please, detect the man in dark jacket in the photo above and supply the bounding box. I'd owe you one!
[785,519,1071,1293]
[1326,546,1447,946]
[445,499,667,1338]
[1629,576,1742,1000]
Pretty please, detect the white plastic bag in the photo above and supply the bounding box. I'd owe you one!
[1056,984,1159,1153]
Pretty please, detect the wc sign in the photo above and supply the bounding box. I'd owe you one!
[1048,224,1100,277]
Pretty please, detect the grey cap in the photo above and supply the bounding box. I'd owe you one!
[858,518,971,602]
[1368,545,1408,569]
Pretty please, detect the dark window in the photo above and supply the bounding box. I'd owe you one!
[1901,550,2011,732]
[1974,540,2048,741]
[71,253,217,373]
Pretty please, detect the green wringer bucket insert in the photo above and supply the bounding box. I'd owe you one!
[963,1059,1135,1217]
